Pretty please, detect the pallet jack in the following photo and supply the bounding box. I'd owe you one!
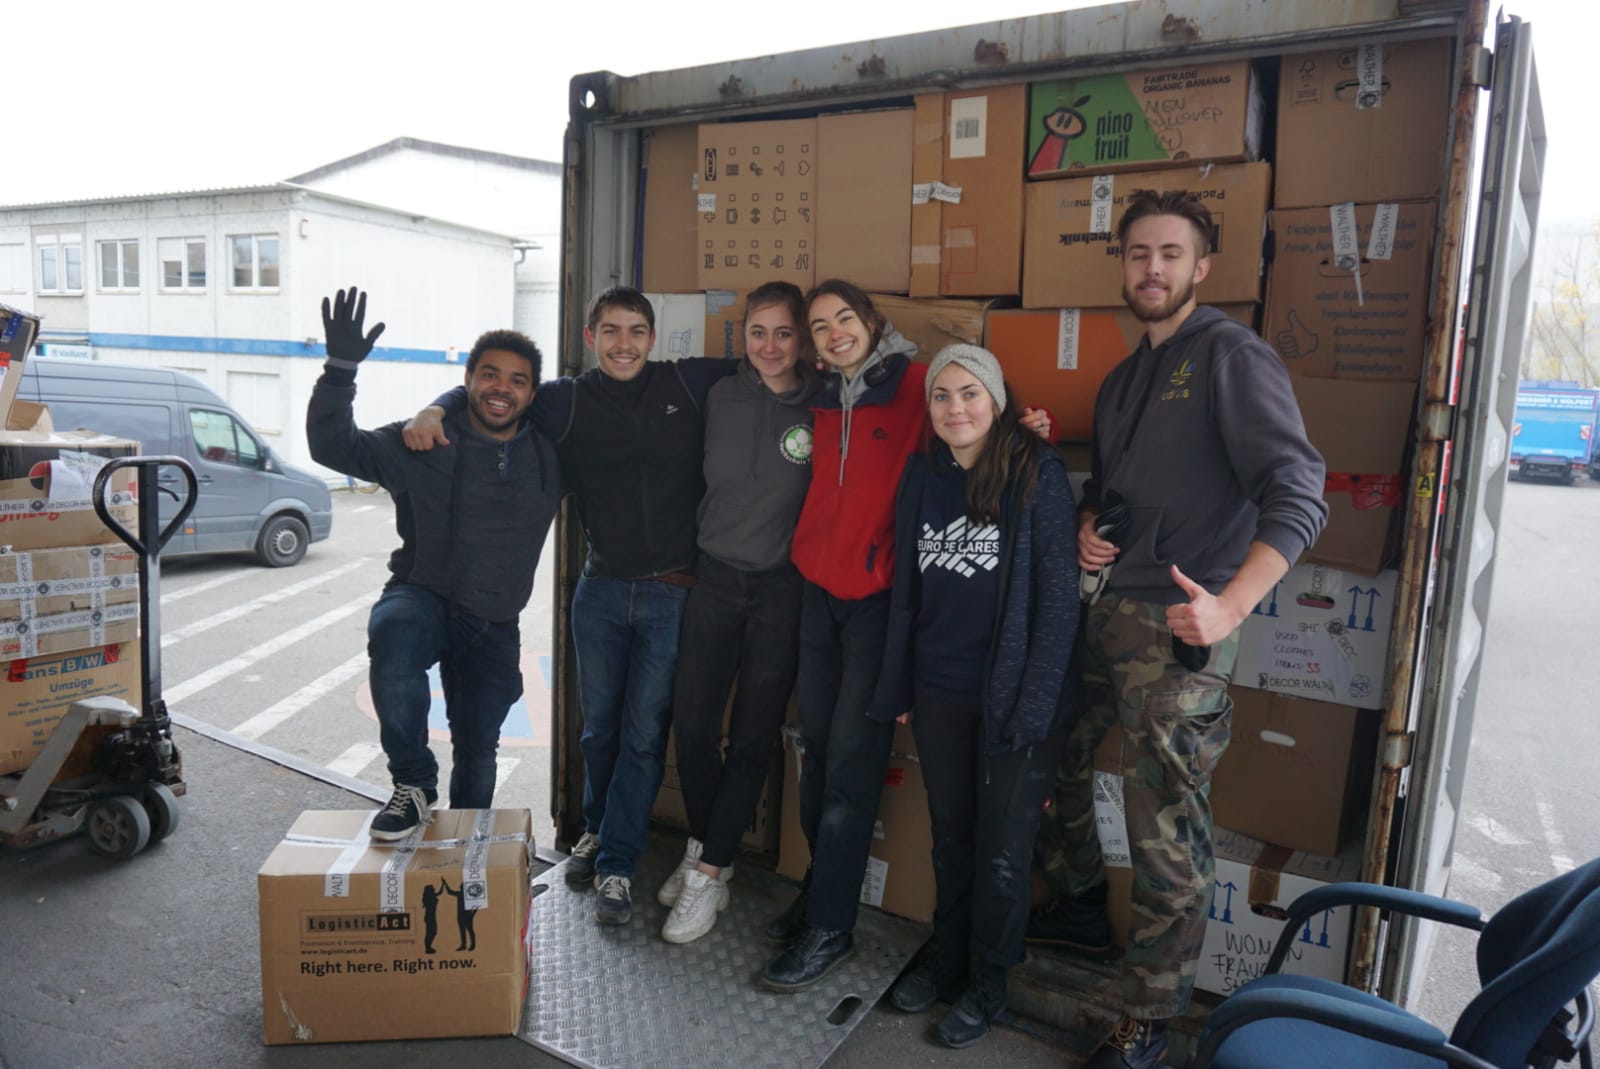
[0,455,197,858]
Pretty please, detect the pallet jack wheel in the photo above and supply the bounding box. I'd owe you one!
[87,796,152,859]
[141,783,181,842]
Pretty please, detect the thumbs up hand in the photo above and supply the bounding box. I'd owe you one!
[1275,308,1319,361]
[1166,565,1242,648]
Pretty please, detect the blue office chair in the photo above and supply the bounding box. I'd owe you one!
[1191,856,1600,1069]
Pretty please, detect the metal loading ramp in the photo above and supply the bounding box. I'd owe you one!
[519,838,927,1069]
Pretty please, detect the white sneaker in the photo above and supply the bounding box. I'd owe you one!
[658,838,735,905]
[662,868,729,944]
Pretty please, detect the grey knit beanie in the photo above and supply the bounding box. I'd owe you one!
[926,343,1007,412]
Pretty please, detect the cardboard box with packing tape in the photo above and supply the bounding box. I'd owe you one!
[934,84,1029,298]
[0,641,143,776]
[1235,562,1398,709]
[1,304,41,426]
[777,722,934,923]
[639,123,702,294]
[258,809,535,1045]
[0,543,140,659]
[0,407,138,551]
[871,294,1001,363]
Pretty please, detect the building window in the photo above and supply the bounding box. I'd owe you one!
[37,234,84,295]
[0,243,24,292]
[98,239,141,292]
[228,234,280,291]
[158,237,207,292]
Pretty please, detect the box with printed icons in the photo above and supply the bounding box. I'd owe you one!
[0,641,142,776]
[258,809,535,1045]
[1292,375,1417,575]
[938,84,1028,298]
[817,109,914,294]
[696,119,817,292]
[984,304,1256,443]
[1022,161,1271,308]
[1197,826,1364,996]
[1263,201,1437,383]
[638,123,702,293]
[777,722,934,923]
[1026,60,1263,179]
[0,303,41,428]
[871,294,1006,364]
[643,293,708,362]
[1234,562,1399,710]
[1211,687,1380,857]
[0,543,140,661]
[1274,38,1454,209]
[0,405,139,552]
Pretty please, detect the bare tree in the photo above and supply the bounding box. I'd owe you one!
[1526,222,1600,386]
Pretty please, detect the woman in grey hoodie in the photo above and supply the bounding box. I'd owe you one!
[657,282,819,944]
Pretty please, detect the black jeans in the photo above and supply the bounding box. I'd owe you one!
[796,581,895,932]
[913,694,1065,973]
[671,553,803,868]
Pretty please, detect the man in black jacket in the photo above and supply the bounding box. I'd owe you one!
[307,288,562,840]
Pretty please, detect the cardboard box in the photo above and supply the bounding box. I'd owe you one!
[1,304,40,427]
[1023,162,1271,308]
[818,110,914,293]
[703,290,746,359]
[258,809,534,1045]
[0,641,142,776]
[0,410,138,550]
[1212,688,1379,857]
[639,124,702,293]
[776,723,934,923]
[1027,61,1262,179]
[1198,827,1363,996]
[0,544,140,659]
[1235,563,1398,709]
[1275,38,1454,209]
[985,304,1255,442]
[940,84,1028,297]
[697,119,816,292]
[1263,201,1436,382]
[1293,375,1416,574]
[871,294,999,364]
[910,93,946,297]
[643,293,707,362]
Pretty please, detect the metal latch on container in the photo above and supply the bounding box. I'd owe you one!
[1466,44,1493,88]
[1382,731,1416,771]
[1420,400,1455,443]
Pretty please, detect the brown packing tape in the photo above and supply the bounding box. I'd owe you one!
[1247,844,1295,906]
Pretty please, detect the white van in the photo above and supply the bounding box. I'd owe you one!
[15,357,332,566]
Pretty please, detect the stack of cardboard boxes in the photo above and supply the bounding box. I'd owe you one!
[0,303,146,781]
[634,41,1455,944]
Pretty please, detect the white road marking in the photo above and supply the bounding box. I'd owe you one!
[1465,813,1531,847]
[353,505,378,514]
[1447,851,1504,891]
[1533,790,1576,874]
[162,569,254,603]
[493,757,521,806]
[164,592,378,706]
[327,741,385,778]
[161,558,372,648]
[231,653,370,740]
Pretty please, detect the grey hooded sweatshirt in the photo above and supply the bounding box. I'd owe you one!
[695,358,820,572]
[1081,305,1328,605]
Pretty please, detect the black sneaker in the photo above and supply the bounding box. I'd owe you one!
[369,785,436,841]
[565,832,600,887]
[1083,1017,1169,1069]
[933,965,1007,1049]
[594,874,633,926]
[761,927,854,992]
[765,888,810,944]
[1025,880,1113,958]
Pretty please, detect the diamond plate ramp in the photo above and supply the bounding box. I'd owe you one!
[518,836,927,1069]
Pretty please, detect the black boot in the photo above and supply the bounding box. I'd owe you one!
[933,963,1007,1049]
[761,927,854,991]
[1025,879,1113,958]
[890,939,966,1013]
[765,872,811,944]
[1084,1017,1170,1069]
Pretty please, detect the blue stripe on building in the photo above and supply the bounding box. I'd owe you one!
[44,333,461,365]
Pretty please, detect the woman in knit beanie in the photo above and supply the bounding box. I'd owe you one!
[868,343,1082,1049]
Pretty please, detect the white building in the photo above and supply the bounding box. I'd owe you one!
[0,183,522,478]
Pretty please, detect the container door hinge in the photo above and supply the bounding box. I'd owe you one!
[1421,400,1455,442]
[1382,731,1417,771]
[1466,44,1493,89]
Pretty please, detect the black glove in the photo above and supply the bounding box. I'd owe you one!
[321,287,386,367]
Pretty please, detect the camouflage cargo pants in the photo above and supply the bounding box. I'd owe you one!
[1035,594,1238,1018]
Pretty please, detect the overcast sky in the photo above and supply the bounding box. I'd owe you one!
[2,0,1585,223]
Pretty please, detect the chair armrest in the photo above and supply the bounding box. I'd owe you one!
[1265,882,1484,974]
[1191,986,1500,1069]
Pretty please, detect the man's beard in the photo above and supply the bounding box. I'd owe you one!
[1123,273,1196,324]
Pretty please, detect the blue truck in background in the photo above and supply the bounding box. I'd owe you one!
[1510,381,1600,484]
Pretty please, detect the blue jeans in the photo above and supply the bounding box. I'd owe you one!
[367,583,523,808]
[572,571,690,879]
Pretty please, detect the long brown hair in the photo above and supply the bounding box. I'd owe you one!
[960,385,1045,524]
[804,278,885,355]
